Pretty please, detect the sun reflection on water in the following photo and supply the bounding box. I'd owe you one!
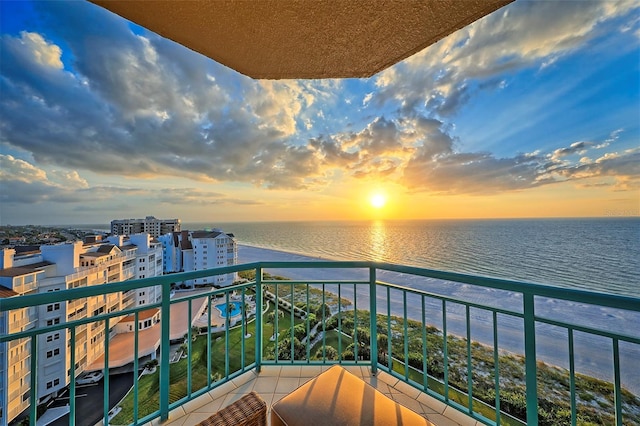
[369,220,388,262]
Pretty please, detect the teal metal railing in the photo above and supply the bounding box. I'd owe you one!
[0,261,638,426]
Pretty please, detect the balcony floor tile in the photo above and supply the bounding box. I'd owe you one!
[154,365,476,426]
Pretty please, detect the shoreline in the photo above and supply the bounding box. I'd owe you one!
[238,244,640,394]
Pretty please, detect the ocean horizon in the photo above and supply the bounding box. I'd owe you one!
[70,217,639,297]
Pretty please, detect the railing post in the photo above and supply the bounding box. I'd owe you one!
[255,266,263,372]
[103,317,110,425]
[369,266,377,375]
[69,327,76,426]
[29,335,38,426]
[523,293,538,425]
[160,281,171,421]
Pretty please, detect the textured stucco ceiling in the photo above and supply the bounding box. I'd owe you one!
[90,0,513,80]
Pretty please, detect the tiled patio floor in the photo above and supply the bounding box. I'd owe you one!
[150,365,478,426]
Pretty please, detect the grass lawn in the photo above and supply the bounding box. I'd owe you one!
[112,303,303,424]
[310,329,356,358]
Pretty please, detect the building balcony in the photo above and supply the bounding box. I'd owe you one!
[0,262,638,426]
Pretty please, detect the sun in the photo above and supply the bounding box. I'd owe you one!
[370,193,387,209]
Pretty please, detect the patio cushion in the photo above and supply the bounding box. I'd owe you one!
[196,391,266,426]
[271,365,434,426]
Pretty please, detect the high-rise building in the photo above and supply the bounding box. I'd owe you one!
[0,234,162,425]
[159,229,238,287]
[110,216,181,238]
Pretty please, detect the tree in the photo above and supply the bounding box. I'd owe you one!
[341,350,355,361]
[316,303,331,319]
[277,337,306,360]
[266,309,284,324]
[408,352,423,370]
[355,328,370,346]
[377,334,388,350]
[315,345,338,361]
[306,313,318,329]
[293,323,307,341]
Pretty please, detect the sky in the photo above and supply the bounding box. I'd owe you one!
[0,0,639,225]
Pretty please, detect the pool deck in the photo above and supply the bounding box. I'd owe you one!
[193,298,254,329]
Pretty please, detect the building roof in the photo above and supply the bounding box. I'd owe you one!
[121,307,160,322]
[0,261,53,278]
[0,285,19,298]
[13,245,41,255]
[191,230,224,239]
[81,251,109,258]
[89,0,512,79]
[97,244,117,253]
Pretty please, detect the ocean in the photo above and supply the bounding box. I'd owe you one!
[186,218,639,298]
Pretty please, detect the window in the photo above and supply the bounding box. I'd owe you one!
[46,348,60,358]
[46,379,60,389]
[46,318,60,326]
[47,303,60,312]
[46,333,60,342]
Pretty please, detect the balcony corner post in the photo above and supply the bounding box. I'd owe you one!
[255,266,263,373]
[523,292,538,426]
[160,280,172,421]
[369,266,377,376]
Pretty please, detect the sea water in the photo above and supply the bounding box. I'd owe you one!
[190,218,639,297]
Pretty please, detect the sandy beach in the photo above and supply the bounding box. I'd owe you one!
[239,244,640,394]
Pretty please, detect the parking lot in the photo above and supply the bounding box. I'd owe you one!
[48,372,134,426]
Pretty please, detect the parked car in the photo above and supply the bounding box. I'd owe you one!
[76,371,104,385]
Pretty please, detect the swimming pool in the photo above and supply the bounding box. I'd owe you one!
[215,301,242,318]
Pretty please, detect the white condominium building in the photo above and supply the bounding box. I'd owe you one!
[110,216,181,238]
[0,233,162,426]
[158,229,238,288]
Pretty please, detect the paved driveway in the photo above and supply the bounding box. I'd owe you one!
[48,372,134,426]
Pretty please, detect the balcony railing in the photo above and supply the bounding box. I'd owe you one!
[0,261,638,426]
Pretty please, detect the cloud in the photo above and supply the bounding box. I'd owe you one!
[0,154,48,183]
[156,188,264,206]
[16,31,63,69]
[0,156,265,208]
[401,136,640,195]
[551,141,592,160]
[0,2,341,191]
[373,0,639,117]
